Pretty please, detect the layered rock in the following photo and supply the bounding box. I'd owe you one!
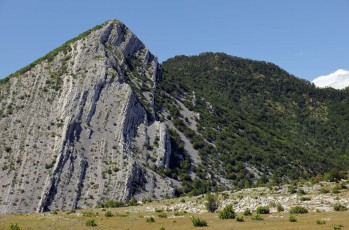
[0,20,174,213]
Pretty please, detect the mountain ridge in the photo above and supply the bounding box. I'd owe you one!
[0,20,348,214]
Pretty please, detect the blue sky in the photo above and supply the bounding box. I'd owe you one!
[0,0,348,81]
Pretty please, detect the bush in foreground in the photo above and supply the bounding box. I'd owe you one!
[316,219,326,225]
[289,206,308,214]
[289,215,297,222]
[9,223,21,230]
[158,213,167,218]
[236,216,244,222]
[243,208,252,216]
[85,219,97,227]
[191,216,208,227]
[334,224,344,230]
[333,203,348,211]
[256,206,270,214]
[218,204,235,219]
[145,216,155,223]
[105,211,113,217]
[252,214,264,221]
[205,193,218,213]
[277,203,284,212]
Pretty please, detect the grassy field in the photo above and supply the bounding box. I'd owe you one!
[0,206,348,230]
[1,181,348,229]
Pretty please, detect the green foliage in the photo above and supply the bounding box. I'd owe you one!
[218,204,235,219]
[243,208,252,216]
[161,53,349,188]
[205,193,218,213]
[85,219,97,227]
[320,187,330,194]
[99,200,125,208]
[159,226,166,230]
[236,216,244,222]
[252,214,264,221]
[316,219,326,225]
[191,216,208,227]
[81,211,97,217]
[277,203,285,212]
[289,215,297,222]
[8,223,21,230]
[174,211,188,216]
[288,186,297,194]
[299,196,311,201]
[105,211,113,217]
[145,216,155,223]
[50,210,58,215]
[334,224,344,230]
[158,213,167,218]
[289,206,308,214]
[128,198,138,206]
[333,203,348,211]
[256,206,270,214]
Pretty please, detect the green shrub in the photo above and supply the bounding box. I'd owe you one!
[50,210,58,215]
[299,196,311,201]
[320,188,330,194]
[289,215,297,222]
[316,219,326,225]
[334,224,344,230]
[85,219,97,227]
[174,210,187,216]
[236,215,244,222]
[159,226,166,230]
[158,213,167,218]
[333,203,348,211]
[218,204,235,219]
[102,200,125,208]
[297,189,306,195]
[81,211,97,217]
[145,216,155,223]
[277,203,284,212]
[288,185,297,194]
[289,206,308,214]
[256,206,270,214]
[205,193,218,213]
[155,208,164,213]
[128,198,138,206]
[252,214,264,221]
[332,185,341,194]
[191,216,208,227]
[243,208,252,216]
[8,223,21,230]
[105,211,113,217]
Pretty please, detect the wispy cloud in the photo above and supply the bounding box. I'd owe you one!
[312,69,349,90]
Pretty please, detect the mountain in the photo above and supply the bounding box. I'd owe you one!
[0,20,348,214]
[312,69,349,90]
[0,20,175,213]
[158,53,349,190]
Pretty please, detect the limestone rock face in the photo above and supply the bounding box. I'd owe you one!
[0,20,174,213]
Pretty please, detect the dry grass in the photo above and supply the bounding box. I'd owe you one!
[0,208,348,230]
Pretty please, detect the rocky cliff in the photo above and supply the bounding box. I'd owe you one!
[0,20,175,213]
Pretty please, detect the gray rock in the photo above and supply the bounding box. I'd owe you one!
[0,20,174,213]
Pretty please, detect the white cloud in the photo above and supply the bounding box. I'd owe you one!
[312,69,349,90]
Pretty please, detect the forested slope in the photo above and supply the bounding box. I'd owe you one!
[157,53,349,190]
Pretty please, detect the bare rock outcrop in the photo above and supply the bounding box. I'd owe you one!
[0,20,174,213]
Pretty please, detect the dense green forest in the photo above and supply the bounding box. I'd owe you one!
[156,52,349,192]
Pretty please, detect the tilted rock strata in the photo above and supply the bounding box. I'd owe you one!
[0,20,173,213]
